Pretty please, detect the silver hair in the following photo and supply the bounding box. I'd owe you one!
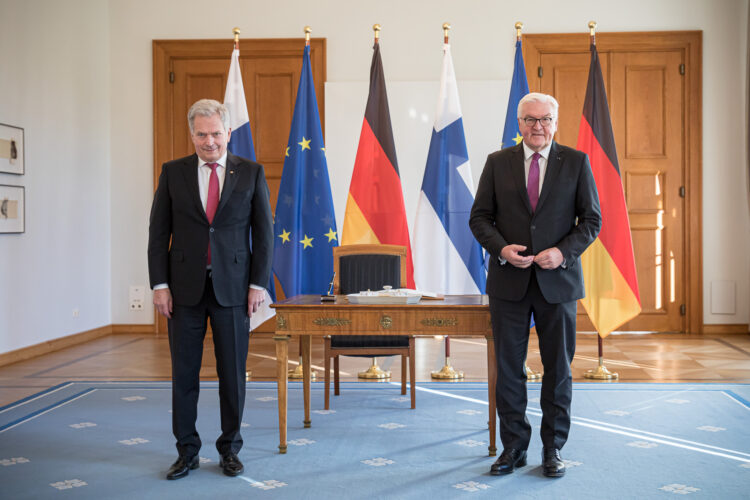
[517,92,559,119]
[187,99,230,133]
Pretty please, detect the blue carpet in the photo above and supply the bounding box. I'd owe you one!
[1,381,749,499]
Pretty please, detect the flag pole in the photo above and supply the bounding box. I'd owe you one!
[581,20,619,381]
[430,22,465,381]
[228,26,254,382]
[512,20,543,383]
[233,26,240,50]
[357,22,392,381]
[287,25,318,382]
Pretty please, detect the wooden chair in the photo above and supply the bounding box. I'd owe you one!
[324,244,416,410]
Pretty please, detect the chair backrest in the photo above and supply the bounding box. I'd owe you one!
[333,244,407,295]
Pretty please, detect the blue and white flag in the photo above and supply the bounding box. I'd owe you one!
[224,47,256,161]
[223,46,275,328]
[413,43,486,295]
[272,44,338,297]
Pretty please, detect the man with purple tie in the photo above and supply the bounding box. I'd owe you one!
[148,99,273,480]
[470,93,601,478]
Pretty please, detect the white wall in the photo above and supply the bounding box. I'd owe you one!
[0,0,111,353]
[109,0,749,328]
[0,0,747,354]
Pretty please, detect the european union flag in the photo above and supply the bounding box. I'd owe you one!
[501,40,530,149]
[273,44,338,297]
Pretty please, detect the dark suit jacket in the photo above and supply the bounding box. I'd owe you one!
[148,152,273,307]
[469,142,601,304]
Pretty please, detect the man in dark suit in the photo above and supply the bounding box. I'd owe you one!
[148,99,273,480]
[470,93,601,478]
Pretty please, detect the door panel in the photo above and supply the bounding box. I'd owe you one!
[613,50,685,332]
[524,32,701,333]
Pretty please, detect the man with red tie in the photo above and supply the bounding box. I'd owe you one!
[148,99,273,480]
[470,93,601,478]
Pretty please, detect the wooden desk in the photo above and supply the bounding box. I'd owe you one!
[271,294,497,456]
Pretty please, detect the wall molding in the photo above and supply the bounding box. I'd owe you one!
[702,324,749,335]
[110,324,157,334]
[0,324,155,368]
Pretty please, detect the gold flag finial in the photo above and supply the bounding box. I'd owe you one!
[304,26,311,45]
[589,21,597,44]
[515,22,523,41]
[233,27,240,47]
[443,23,451,43]
[373,24,381,43]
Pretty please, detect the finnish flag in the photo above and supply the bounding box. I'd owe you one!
[413,44,486,295]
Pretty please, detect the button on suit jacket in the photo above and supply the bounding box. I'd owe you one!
[470,142,601,304]
[148,152,273,307]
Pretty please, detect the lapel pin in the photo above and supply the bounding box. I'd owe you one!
[230,170,235,174]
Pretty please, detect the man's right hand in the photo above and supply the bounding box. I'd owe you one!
[500,244,535,269]
[153,288,173,319]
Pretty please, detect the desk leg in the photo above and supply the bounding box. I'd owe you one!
[302,335,312,428]
[274,334,290,454]
[486,333,497,457]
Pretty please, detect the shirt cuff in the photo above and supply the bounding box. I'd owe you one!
[249,284,265,291]
[153,283,169,290]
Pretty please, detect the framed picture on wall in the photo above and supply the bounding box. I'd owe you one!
[0,184,25,233]
[0,123,24,175]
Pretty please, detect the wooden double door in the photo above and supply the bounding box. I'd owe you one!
[524,31,702,333]
[152,38,327,334]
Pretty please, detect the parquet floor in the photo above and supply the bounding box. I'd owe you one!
[1,331,749,407]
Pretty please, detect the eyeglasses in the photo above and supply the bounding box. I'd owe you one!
[521,116,554,127]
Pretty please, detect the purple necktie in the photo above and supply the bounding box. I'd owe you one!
[528,152,540,212]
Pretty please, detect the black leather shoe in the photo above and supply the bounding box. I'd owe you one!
[166,455,199,480]
[219,452,244,477]
[490,448,527,475]
[542,448,565,477]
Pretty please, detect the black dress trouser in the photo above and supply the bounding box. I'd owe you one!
[168,273,250,458]
[489,269,577,451]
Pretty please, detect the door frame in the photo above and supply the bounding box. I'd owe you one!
[523,31,702,333]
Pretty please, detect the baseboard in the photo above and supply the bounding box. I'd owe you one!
[0,325,113,368]
[111,324,156,334]
[0,323,157,368]
[702,324,749,335]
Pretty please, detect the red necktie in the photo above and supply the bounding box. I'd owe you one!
[528,152,540,212]
[206,163,219,265]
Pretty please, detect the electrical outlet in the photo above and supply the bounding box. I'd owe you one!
[129,285,145,311]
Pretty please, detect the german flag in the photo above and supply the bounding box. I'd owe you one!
[342,40,415,287]
[577,43,641,337]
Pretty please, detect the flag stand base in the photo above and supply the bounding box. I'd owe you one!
[358,359,391,379]
[288,362,316,380]
[431,358,464,379]
[584,359,619,380]
[524,363,542,381]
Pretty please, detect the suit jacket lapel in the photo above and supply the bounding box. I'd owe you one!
[215,152,240,219]
[510,144,533,214]
[536,141,561,213]
[180,154,205,219]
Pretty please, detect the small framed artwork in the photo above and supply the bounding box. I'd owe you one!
[0,184,25,233]
[0,123,24,175]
